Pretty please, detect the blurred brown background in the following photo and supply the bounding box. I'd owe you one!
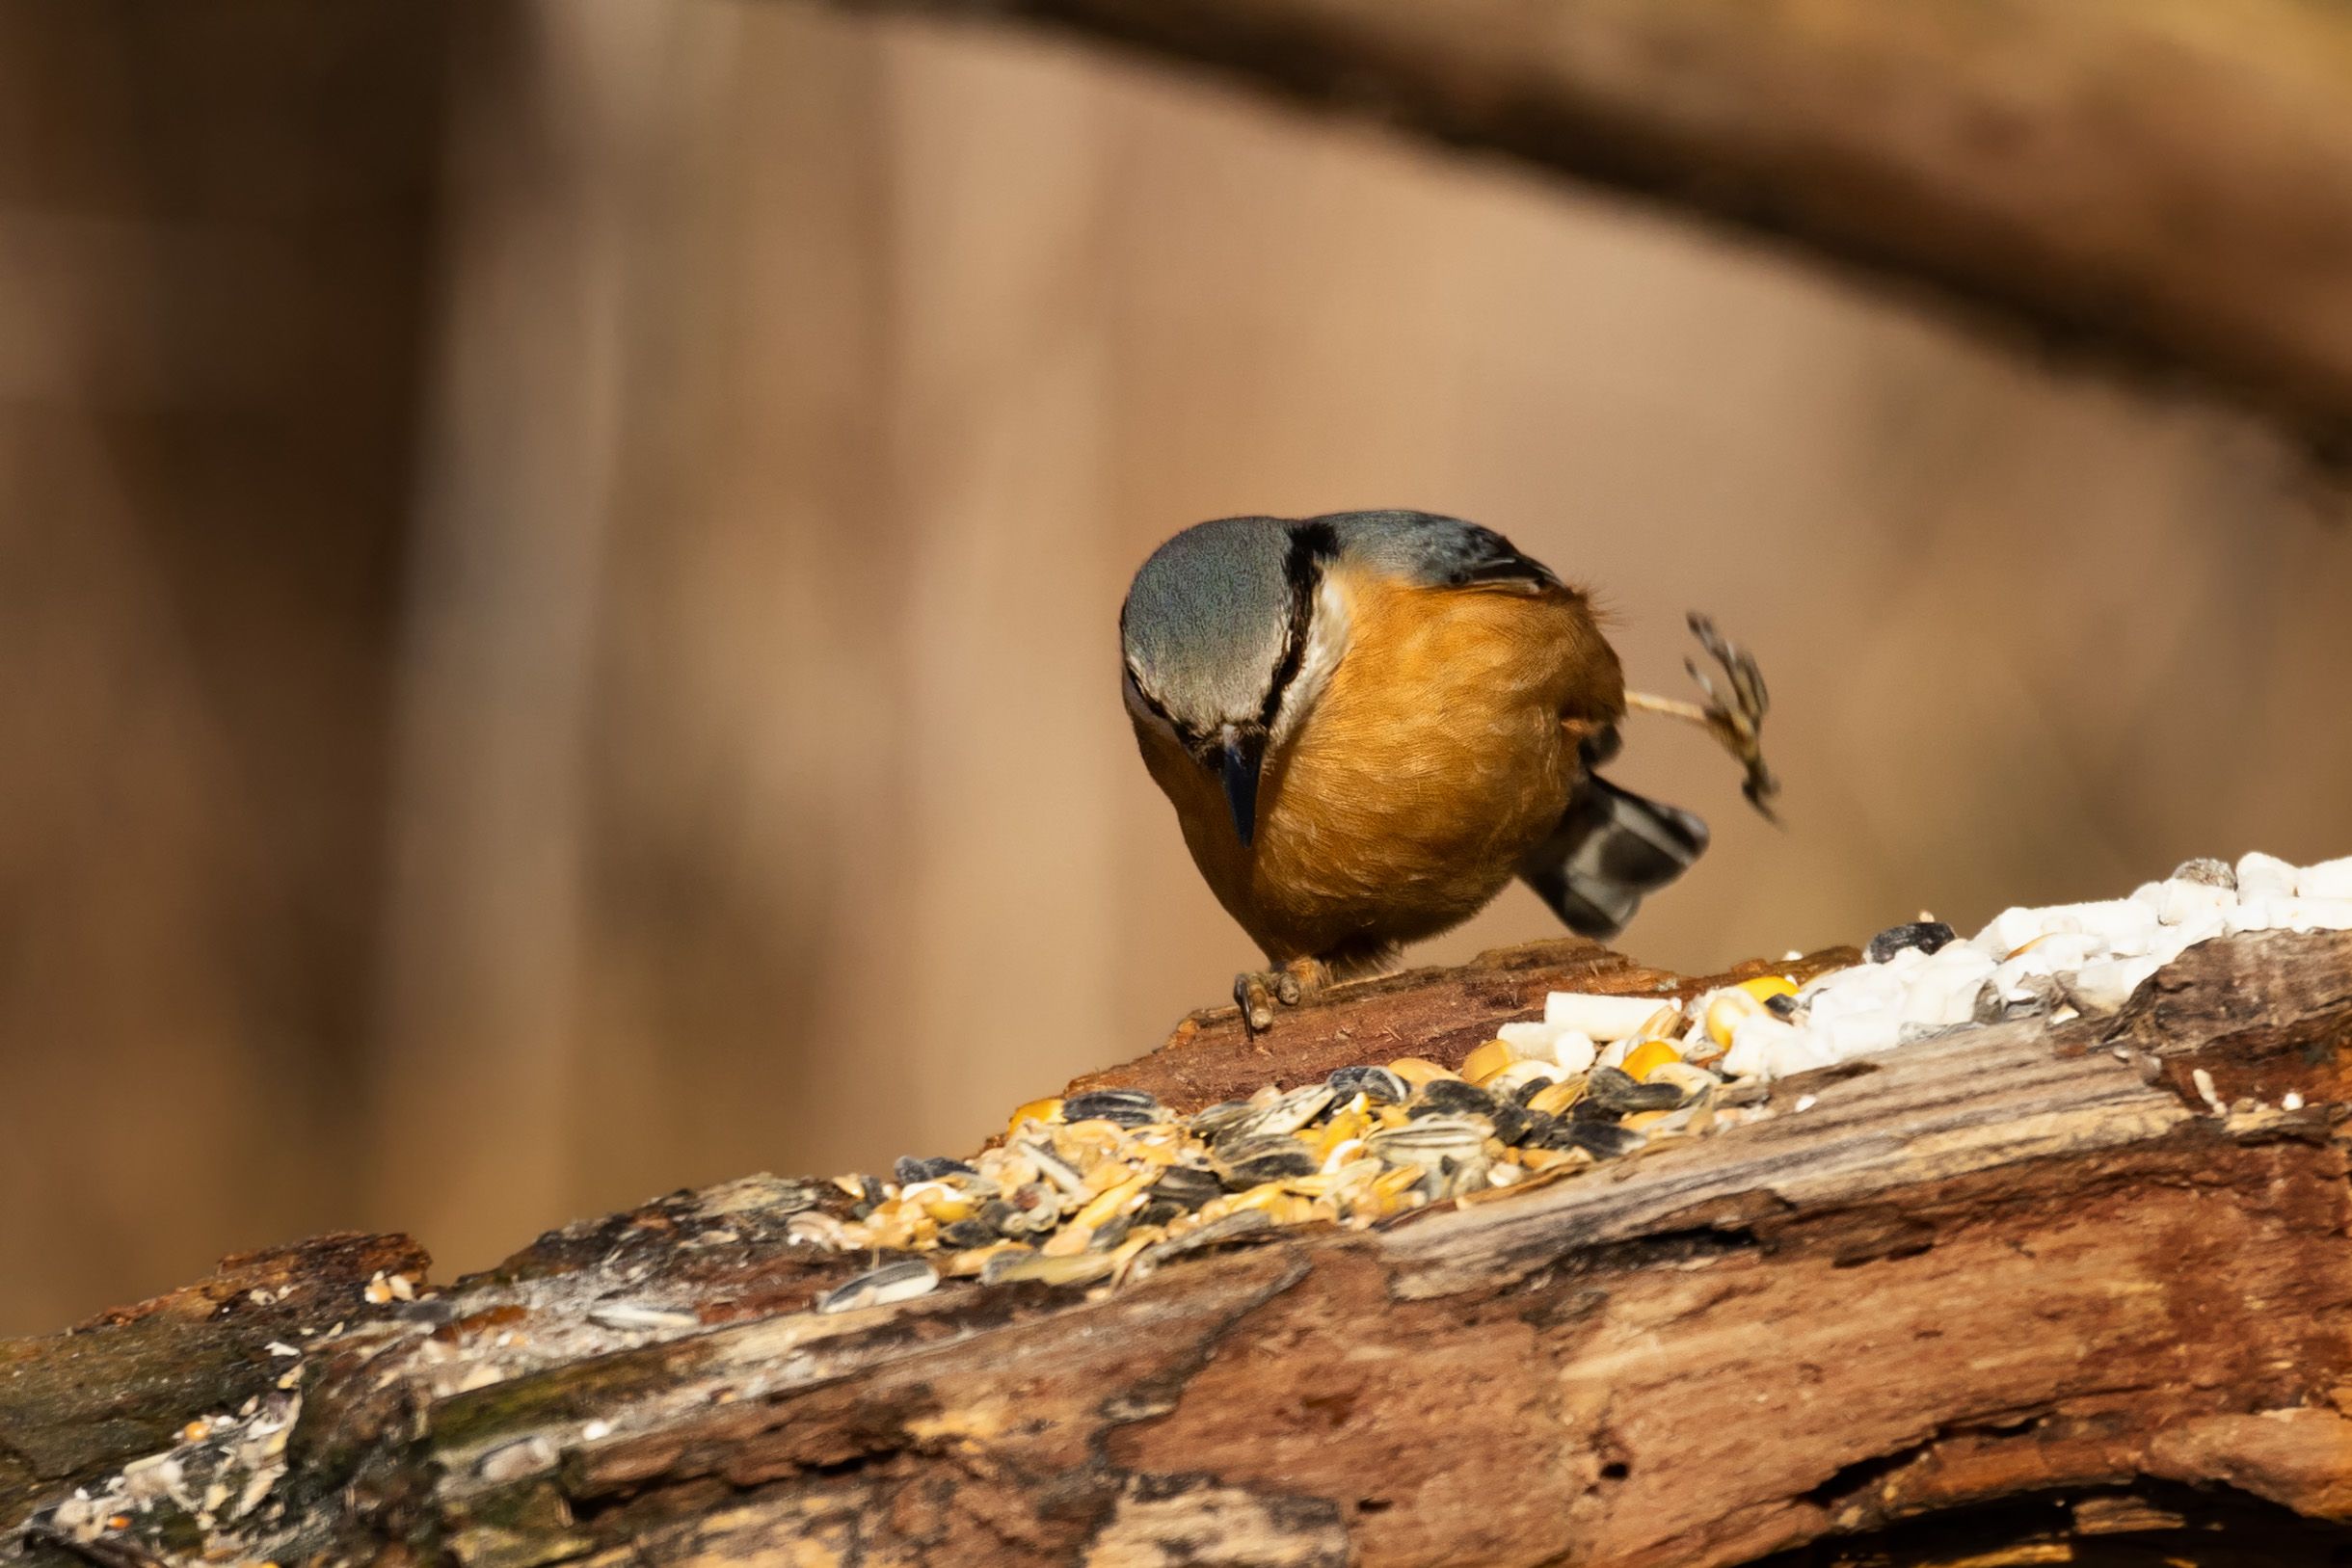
[4,0,2349,1337]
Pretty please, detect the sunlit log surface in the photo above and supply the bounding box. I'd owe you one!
[6,930,2352,1567]
[819,0,2352,453]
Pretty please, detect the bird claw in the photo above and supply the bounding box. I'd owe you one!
[1233,962,1316,1033]
[1683,613,1780,821]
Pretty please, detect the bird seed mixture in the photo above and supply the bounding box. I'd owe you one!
[800,850,2352,1310]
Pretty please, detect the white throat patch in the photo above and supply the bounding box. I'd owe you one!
[1271,572,1350,746]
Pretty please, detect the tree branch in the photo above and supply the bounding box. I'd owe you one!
[819,0,2352,452]
[8,931,2352,1566]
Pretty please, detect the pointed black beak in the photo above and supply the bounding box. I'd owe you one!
[1216,727,1268,849]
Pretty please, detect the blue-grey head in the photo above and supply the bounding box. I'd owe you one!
[1119,516,1338,848]
[1121,510,1556,847]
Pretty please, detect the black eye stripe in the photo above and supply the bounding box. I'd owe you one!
[1259,520,1336,731]
[1125,666,1199,750]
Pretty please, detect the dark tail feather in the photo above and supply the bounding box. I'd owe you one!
[1518,776,1709,940]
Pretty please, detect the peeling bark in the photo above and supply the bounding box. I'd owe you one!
[6,932,2352,1567]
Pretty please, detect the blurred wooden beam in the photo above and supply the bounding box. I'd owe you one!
[815,0,2352,453]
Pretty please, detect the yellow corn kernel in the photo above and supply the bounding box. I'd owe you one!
[1229,1182,1292,1216]
[1738,974,1799,1004]
[1518,1147,1580,1173]
[1622,1040,1682,1081]
[1460,1039,1515,1084]
[1315,1108,1369,1160]
[1039,1223,1094,1257]
[1059,1124,1128,1164]
[1704,990,1761,1048]
[1109,1231,1161,1288]
[1007,1097,1062,1135]
[1387,1056,1458,1089]
[1371,1164,1427,1204]
[1622,1109,1672,1132]
[1074,1171,1152,1231]
[902,1183,976,1223]
[1376,1104,1411,1129]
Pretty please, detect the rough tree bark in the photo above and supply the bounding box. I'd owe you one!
[5,930,2351,1567]
[815,0,2352,455]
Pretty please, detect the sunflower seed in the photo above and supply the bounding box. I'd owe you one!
[1150,1164,1223,1211]
[1326,1064,1408,1103]
[1215,1083,1335,1145]
[894,1155,976,1184]
[1865,920,1957,964]
[815,1259,939,1314]
[1367,1117,1486,1168]
[1063,1089,1164,1128]
[1411,1079,1498,1118]
[1215,1135,1318,1188]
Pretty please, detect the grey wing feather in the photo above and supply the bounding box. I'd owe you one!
[1314,509,1562,593]
[1518,775,1708,940]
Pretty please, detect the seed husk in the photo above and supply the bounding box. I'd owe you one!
[1561,1121,1644,1160]
[1062,1089,1164,1128]
[1583,1065,1685,1114]
[815,1259,939,1314]
[1486,1102,1534,1147]
[1864,921,1957,964]
[1367,1117,1486,1168]
[982,1249,1116,1288]
[1215,1135,1319,1188]
[1326,1064,1408,1103]
[1186,1100,1258,1139]
[1214,1083,1336,1145]
[894,1155,976,1185]
[1131,1209,1276,1275]
[1510,1075,1558,1106]
[996,1184,1064,1234]
[938,1217,999,1249]
[1412,1078,1500,1118]
[1526,1077,1585,1117]
[1150,1164,1223,1211]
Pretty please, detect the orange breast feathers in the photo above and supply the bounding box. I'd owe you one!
[1139,564,1624,965]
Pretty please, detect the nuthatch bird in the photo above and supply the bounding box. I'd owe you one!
[1120,510,1777,1029]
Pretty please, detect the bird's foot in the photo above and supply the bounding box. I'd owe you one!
[1630,614,1780,821]
[1683,613,1778,819]
[1233,957,1334,1033]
